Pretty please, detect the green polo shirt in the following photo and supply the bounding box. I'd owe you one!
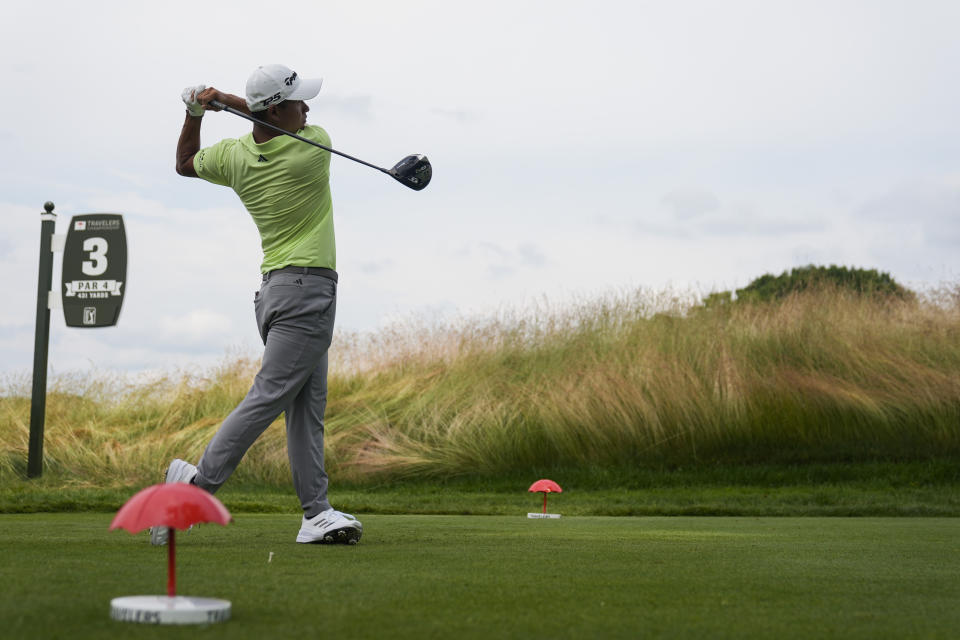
[194,124,335,273]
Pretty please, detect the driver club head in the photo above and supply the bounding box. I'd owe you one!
[388,154,432,191]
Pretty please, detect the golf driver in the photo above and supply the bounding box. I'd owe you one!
[209,100,432,191]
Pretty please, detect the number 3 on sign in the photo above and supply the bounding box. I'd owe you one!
[82,237,108,276]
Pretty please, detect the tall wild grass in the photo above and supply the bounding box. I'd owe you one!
[2,284,958,486]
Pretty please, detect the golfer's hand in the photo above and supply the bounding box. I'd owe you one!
[197,88,228,111]
[181,85,206,117]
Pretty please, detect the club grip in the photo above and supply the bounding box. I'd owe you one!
[209,100,226,110]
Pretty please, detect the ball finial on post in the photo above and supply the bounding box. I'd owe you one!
[43,201,55,214]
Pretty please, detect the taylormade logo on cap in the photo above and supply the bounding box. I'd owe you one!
[245,64,323,111]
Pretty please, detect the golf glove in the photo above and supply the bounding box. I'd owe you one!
[181,84,206,117]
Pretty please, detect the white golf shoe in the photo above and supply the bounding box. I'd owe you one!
[296,508,363,545]
[149,459,199,546]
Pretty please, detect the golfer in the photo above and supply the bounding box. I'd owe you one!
[153,64,362,545]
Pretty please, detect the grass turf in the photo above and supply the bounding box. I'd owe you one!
[3,461,959,516]
[1,514,958,639]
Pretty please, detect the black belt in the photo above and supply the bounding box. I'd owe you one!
[264,266,338,283]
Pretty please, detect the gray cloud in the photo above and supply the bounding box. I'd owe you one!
[487,264,516,279]
[661,188,720,220]
[471,242,547,278]
[698,205,825,236]
[359,259,394,275]
[634,218,695,239]
[430,107,479,124]
[518,243,546,267]
[857,182,960,216]
[318,94,375,120]
[640,195,825,238]
[478,242,510,259]
[858,183,960,221]
[856,182,960,249]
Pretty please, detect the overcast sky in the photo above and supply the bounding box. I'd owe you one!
[2,0,959,379]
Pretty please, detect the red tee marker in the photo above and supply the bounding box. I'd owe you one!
[528,479,562,518]
[109,483,233,625]
[111,482,231,597]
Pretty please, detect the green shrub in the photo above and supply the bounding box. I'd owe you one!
[736,265,914,303]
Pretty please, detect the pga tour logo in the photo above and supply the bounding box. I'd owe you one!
[74,220,86,231]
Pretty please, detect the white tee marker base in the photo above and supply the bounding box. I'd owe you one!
[527,513,562,519]
[110,595,231,625]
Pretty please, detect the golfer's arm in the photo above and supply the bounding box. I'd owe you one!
[176,92,249,177]
[176,112,202,178]
[207,92,251,115]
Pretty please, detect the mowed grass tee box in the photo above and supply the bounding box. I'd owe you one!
[2,514,959,640]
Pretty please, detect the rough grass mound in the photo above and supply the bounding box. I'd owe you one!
[2,283,959,486]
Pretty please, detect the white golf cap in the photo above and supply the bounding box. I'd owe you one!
[245,64,323,111]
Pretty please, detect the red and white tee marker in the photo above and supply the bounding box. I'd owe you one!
[527,479,562,519]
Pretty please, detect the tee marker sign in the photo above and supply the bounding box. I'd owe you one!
[61,214,127,327]
[29,204,128,478]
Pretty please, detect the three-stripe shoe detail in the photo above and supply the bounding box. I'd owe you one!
[296,509,363,545]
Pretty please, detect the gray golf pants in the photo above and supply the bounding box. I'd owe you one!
[194,268,337,517]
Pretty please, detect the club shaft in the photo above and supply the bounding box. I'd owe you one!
[209,100,389,174]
